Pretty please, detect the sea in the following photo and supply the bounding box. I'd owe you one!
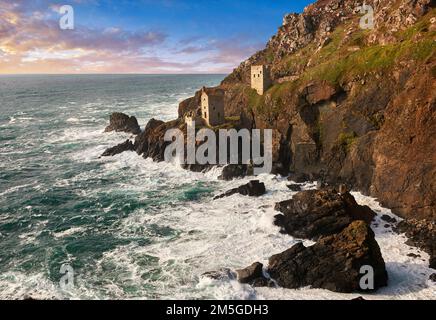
[0,74,434,300]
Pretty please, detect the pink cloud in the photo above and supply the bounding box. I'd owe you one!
[0,1,260,74]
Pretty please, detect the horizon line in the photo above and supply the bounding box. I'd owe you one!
[0,73,229,76]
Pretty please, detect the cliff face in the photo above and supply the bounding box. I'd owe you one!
[178,0,436,221]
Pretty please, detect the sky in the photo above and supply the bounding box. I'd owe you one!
[0,0,314,74]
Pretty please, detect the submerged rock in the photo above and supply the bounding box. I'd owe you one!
[104,112,141,135]
[101,139,134,157]
[267,221,388,293]
[274,189,375,240]
[395,219,435,269]
[214,180,266,199]
[236,262,263,283]
[202,268,236,281]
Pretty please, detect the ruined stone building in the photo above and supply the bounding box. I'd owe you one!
[200,87,225,126]
[184,109,203,127]
[251,65,271,95]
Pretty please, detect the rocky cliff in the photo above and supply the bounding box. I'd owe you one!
[179,0,436,221]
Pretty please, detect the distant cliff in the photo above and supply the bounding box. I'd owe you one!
[178,0,436,221]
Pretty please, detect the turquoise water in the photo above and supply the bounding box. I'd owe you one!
[0,75,226,299]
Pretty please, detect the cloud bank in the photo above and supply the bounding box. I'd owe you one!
[0,1,264,74]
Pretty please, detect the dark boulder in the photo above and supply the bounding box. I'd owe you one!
[430,273,436,282]
[101,140,134,157]
[381,215,398,224]
[236,262,275,287]
[104,112,141,135]
[395,219,435,269]
[274,189,375,240]
[340,192,376,225]
[267,221,388,293]
[236,262,264,284]
[214,180,266,200]
[218,164,248,181]
[286,184,302,192]
[287,172,310,183]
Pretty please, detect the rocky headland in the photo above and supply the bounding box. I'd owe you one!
[102,0,435,294]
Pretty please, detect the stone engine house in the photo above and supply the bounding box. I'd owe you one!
[200,87,225,126]
[251,65,271,95]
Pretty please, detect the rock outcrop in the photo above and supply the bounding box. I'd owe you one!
[395,219,436,269]
[267,221,388,293]
[104,112,141,135]
[274,189,375,240]
[235,262,272,287]
[134,118,176,161]
[214,180,266,199]
[101,140,135,157]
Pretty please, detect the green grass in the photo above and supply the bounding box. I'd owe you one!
[247,88,265,112]
[302,34,435,86]
[276,8,435,88]
[338,132,358,152]
[225,116,241,122]
[236,9,436,123]
[397,9,435,41]
[265,48,275,64]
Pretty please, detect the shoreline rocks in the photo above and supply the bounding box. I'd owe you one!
[267,221,388,293]
[218,164,249,181]
[395,219,435,269]
[134,118,175,161]
[235,262,273,287]
[286,183,302,191]
[274,189,376,240]
[101,139,134,157]
[214,180,266,200]
[104,112,141,135]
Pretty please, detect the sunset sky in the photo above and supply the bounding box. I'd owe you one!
[0,0,313,74]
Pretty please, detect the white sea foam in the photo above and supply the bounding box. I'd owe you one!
[0,272,64,300]
[53,227,86,239]
[0,183,36,197]
[84,168,435,300]
[43,131,434,300]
